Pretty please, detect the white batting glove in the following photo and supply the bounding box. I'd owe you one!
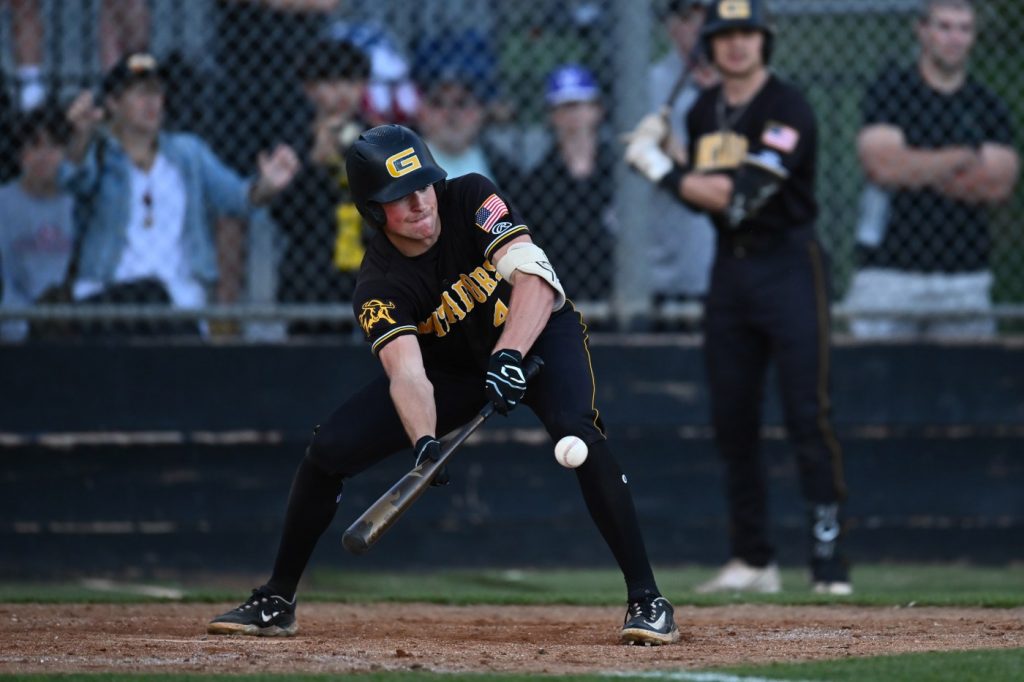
[623,111,669,146]
[624,136,674,184]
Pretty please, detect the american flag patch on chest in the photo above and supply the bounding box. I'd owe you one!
[762,123,799,153]
[475,193,509,233]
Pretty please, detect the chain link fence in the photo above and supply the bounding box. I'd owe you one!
[0,0,1021,341]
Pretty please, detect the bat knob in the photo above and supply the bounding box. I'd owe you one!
[342,529,370,555]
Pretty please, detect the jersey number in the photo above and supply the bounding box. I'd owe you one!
[493,299,508,327]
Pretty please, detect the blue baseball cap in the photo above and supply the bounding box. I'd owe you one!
[545,64,600,107]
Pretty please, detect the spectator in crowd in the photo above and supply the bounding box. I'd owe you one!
[269,38,371,334]
[411,31,516,186]
[326,20,419,127]
[98,0,151,70]
[0,104,75,342]
[846,0,1019,339]
[5,0,151,110]
[59,53,298,328]
[647,0,718,326]
[213,0,339,173]
[625,0,850,595]
[0,72,16,184]
[7,0,49,111]
[515,64,615,302]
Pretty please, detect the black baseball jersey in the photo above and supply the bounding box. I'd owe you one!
[686,74,818,234]
[860,65,1015,273]
[352,173,529,367]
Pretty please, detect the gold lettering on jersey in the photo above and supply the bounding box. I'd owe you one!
[417,261,505,339]
[385,147,422,178]
[359,299,397,335]
[441,292,467,321]
[458,274,488,303]
[470,266,500,293]
[695,131,748,171]
[719,0,751,20]
[450,279,476,311]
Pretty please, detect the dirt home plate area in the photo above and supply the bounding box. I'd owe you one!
[2,603,1023,675]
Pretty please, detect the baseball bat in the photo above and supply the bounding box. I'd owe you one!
[342,355,545,555]
[659,40,706,117]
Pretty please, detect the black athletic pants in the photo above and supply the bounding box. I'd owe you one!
[703,226,847,572]
[266,305,658,601]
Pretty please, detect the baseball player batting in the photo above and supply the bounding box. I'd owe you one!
[207,124,680,646]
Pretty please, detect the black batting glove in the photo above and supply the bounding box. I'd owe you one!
[414,435,449,487]
[485,349,527,415]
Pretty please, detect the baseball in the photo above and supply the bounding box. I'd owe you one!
[554,436,588,468]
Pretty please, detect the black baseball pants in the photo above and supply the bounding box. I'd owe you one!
[703,227,847,570]
[266,305,658,600]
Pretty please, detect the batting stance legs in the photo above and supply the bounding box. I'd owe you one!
[210,308,668,637]
[702,232,848,591]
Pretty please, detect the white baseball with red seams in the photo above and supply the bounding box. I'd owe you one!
[554,436,588,468]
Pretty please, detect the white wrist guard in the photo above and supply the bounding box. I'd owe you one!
[625,137,673,183]
[495,243,566,311]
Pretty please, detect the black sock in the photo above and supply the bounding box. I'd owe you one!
[264,456,344,601]
[573,439,659,600]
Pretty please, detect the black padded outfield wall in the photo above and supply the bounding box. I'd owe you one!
[2,339,1023,578]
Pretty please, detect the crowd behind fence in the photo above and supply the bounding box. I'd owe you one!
[0,0,1021,342]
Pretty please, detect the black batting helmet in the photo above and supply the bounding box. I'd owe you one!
[345,125,448,230]
[701,0,775,64]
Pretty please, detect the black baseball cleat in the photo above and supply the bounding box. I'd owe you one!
[620,594,680,646]
[207,588,298,636]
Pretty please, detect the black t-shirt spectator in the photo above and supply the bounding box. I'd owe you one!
[860,65,1015,273]
[511,142,616,301]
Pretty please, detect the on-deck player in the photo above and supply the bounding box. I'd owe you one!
[624,0,850,595]
[208,124,680,646]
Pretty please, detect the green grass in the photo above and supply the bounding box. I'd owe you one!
[1,563,1021,608]
[722,648,1024,681]
[2,648,1024,680]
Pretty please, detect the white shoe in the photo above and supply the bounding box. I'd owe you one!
[812,581,853,596]
[695,559,781,594]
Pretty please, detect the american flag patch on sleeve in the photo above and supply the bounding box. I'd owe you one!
[475,193,509,233]
[762,123,800,153]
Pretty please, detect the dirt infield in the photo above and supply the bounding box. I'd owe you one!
[2,603,1022,675]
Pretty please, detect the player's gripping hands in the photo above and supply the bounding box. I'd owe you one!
[413,436,449,487]
[623,112,673,183]
[623,112,688,196]
[485,349,528,415]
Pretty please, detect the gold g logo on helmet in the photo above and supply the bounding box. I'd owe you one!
[385,147,422,178]
[718,0,752,20]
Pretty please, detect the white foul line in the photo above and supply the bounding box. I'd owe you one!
[602,671,821,682]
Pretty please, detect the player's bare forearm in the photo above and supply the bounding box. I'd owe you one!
[493,273,554,356]
[680,172,732,213]
[379,337,438,443]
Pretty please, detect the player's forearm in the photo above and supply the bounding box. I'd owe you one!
[388,371,438,444]
[679,172,733,213]
[494,274,554,356]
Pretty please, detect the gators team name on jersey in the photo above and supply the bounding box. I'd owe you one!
[416,260,508,338]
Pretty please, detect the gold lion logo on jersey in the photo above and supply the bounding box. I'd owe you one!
[359,299,397,334]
